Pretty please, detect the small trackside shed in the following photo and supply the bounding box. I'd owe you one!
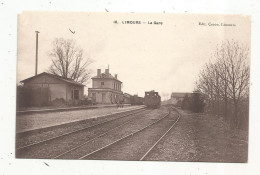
[20,72,84,104]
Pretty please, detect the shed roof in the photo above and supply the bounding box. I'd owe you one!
[20,72,85,86]
[171,92,193,98]
[171,92,206,98]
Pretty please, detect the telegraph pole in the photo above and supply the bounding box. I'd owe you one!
[35,31,40,75]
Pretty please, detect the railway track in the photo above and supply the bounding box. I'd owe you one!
[16,108,148,158]
[17,106,181,160]
[140,106,181,160]
[53,107,169,159]
[52,109,150,159]
[76,106,181,160]
[50,106,180,160]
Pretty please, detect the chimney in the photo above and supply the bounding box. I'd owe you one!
[105,69,109,76]
[115,74,117,79]
[97,69,101,77]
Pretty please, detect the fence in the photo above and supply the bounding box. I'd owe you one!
[17,86,51,108]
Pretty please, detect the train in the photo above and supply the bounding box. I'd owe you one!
[144,90,161,108]
[130,95,144,105]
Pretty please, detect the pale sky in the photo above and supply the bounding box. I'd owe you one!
[17,12,250,98]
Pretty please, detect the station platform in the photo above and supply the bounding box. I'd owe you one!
[17,104,131,115]
[16,105,145,133]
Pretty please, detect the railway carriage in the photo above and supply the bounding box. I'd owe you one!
[144,90,161,108]
[130,95,144,105]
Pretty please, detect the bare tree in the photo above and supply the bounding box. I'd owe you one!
[196,61,221,113]
[216,41,250,126]
[48,38,93,84]
[196,40,250,128]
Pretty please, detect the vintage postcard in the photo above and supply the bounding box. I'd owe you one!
[16,12,250,162]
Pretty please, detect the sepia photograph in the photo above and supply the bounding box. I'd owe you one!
[16,12,250,162]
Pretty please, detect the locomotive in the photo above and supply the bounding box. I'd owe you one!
[144,90,161,108]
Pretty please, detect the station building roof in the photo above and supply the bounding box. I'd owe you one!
[20,72,85,86]
[92,73,122,83]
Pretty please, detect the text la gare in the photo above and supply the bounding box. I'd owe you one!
[148,21,163,25]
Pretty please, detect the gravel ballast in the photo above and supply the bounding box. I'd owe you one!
[58,107,170,159]
[143,109,248,162]
[84,107,178,160]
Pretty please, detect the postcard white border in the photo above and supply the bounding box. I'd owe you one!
[0,0,260,175]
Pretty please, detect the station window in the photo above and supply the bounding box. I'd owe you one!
[101,82,104,86]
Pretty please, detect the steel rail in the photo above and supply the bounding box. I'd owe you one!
[139,106,181,160]
[79,108,171,160]
[16,108,146,150]
[52,111,148,159]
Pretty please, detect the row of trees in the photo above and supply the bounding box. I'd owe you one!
[181,92,205,113]
[195,40,250,129]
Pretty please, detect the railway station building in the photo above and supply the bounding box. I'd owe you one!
[19,72,84,106]
[88,68,123,104]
